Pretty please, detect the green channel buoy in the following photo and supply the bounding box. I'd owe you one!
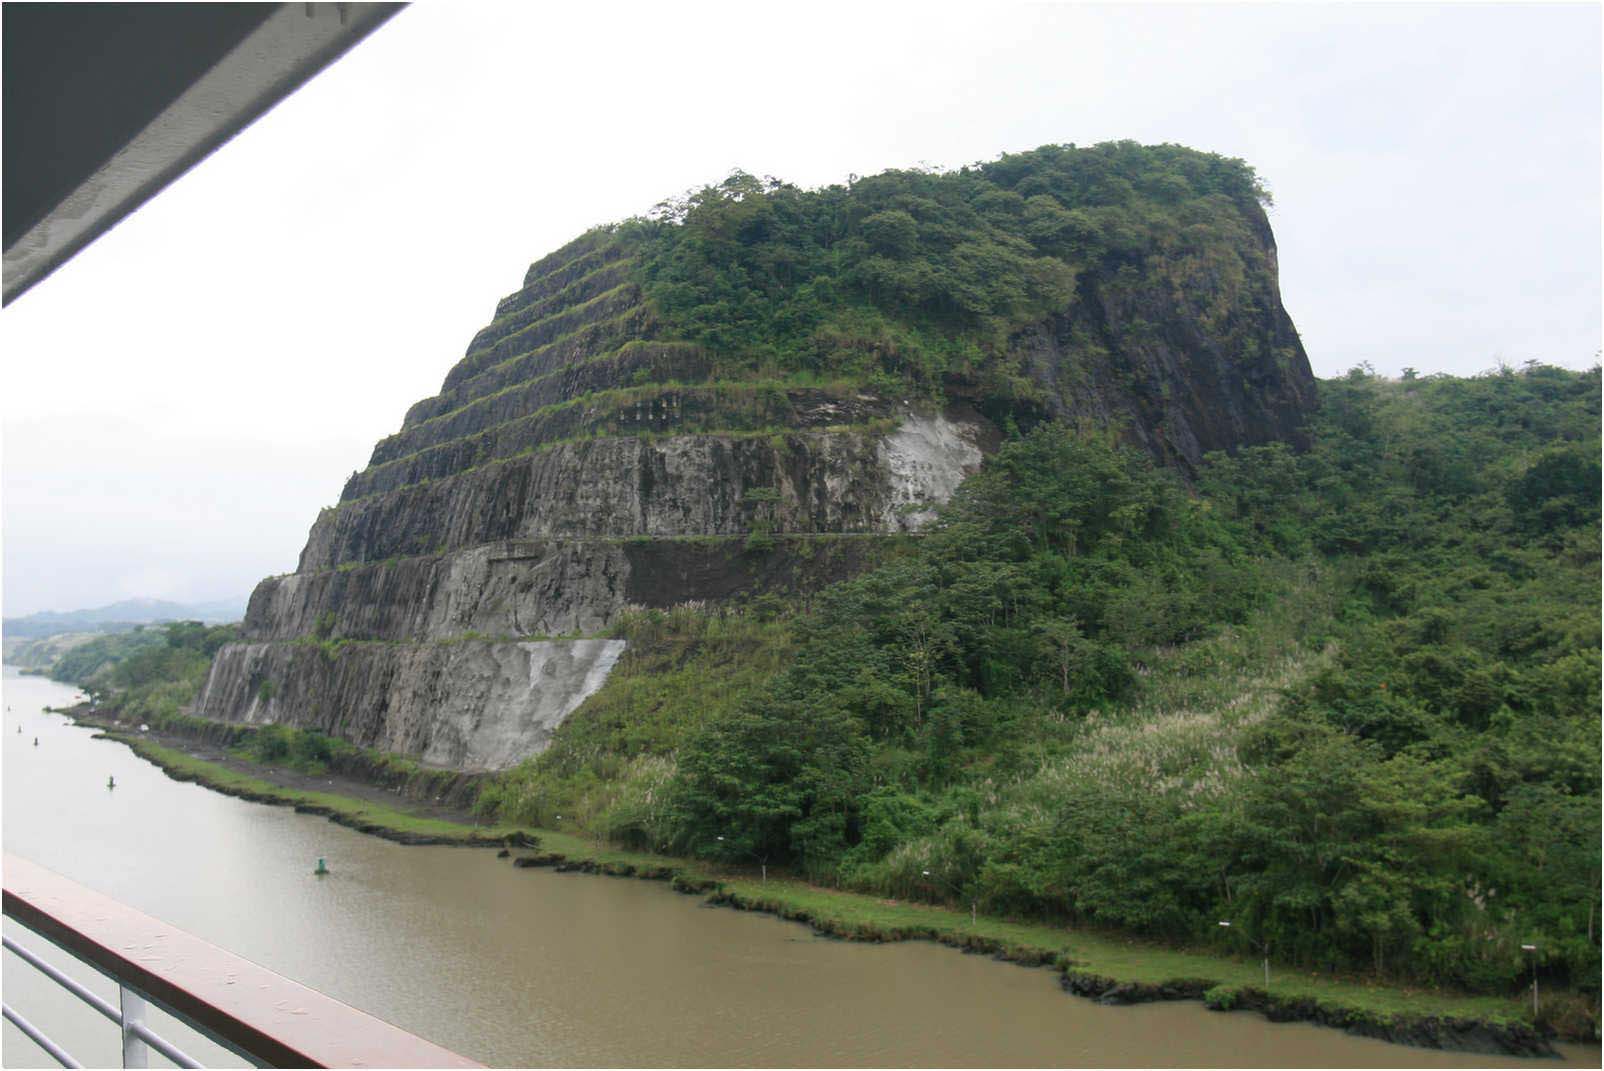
[314,857,329,876]
[33,738,38,747]
[107,776,116,790]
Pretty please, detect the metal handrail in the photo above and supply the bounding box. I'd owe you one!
[3,932,201,1067]
[4,932,123,1021]
[3,853,482,1068]
[3,1001,84,1068]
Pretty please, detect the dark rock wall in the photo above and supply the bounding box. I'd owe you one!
[1016,200,1314,472]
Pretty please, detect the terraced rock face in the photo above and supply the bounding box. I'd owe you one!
[197,234,992,768]
[198,149,1318,772]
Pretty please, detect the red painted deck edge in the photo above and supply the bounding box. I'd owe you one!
[2,853,482,1069]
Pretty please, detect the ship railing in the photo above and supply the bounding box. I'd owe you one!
[2,853,481,1068]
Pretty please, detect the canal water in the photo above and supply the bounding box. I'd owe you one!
[2,667,1597,1068]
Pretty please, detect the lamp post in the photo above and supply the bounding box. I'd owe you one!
[1521,944,1539,1018]
[922,869,977,925]
[715,836,767,882]
[1220,920,1270,988]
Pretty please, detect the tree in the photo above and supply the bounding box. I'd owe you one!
[669,698,870,874]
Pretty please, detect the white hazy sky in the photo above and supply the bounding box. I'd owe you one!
[2,1,1599,617]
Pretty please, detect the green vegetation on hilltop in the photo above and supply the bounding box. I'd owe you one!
[332,142,1308,522]
[617,141,1277,398]
[487,362,1601,1006]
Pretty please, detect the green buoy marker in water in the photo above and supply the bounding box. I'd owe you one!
[314,857,329,876]
[107,776,115,790]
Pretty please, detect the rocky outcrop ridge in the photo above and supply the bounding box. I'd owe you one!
[1012,198,1314,471]
[300,419,948,572]
[199,175,1316,770]
[198,234,997,768]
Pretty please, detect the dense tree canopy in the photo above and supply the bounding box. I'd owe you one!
[493,362,1601,996]
[623,142,1272,399]
[48,620,237,722]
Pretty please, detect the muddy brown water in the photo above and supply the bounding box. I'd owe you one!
[2,668,1597,1068]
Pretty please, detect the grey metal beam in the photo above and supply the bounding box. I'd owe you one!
[3,2,405,306]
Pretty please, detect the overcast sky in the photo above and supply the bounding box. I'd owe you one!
[2,1,1599,617]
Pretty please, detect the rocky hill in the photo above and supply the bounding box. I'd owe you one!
[196,142,1317,770]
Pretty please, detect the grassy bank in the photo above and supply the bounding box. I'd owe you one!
[101,722,1564,1055]
[109,734,523,846]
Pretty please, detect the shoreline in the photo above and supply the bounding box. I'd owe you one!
[67,705,1575,1059]
[76,717,523,848]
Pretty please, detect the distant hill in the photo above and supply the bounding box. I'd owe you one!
[3,597,246,640]
[2,631,101,671]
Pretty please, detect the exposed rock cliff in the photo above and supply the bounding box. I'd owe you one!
[1013,201,1313,470]
[202,639,626,770]
[197,143,1317,771]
